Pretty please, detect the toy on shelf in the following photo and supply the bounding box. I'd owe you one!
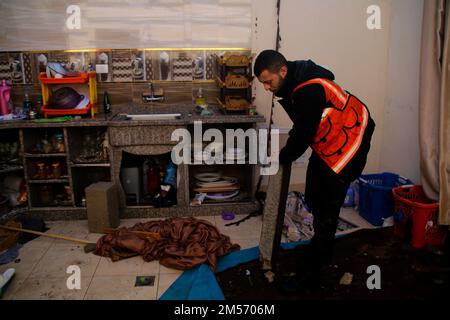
[38,71,97,119]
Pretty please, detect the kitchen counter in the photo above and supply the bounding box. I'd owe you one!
[0,104,264,221]
[0,105,265,129]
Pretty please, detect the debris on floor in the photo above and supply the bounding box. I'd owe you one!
[339,272,353,285]
[282,192,358,242]
[264,270,275,283]
[134,275,155,287]
[283,192,314,242]
[94,217,241,271]
[216,227,450,300]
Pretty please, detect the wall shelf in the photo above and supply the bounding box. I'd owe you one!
[70,163,111,168]
[0,166,24,174]
[24,153,66,158]
[27,178,69,184]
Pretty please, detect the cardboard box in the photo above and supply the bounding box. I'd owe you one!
[85,182,120,233]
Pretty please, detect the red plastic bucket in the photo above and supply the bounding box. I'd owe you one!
[392,185,447,249]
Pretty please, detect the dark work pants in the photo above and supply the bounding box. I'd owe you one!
[304,156,351,269]
[303,117,375,272]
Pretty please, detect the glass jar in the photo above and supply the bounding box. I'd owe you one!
[34,161,46,179]
[38,185,53,205]
[42,140,52,154]
[51,161,61,179]
[53,134,65,152]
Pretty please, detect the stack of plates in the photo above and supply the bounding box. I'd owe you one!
[205,190,239,200]
[192,172,240,195]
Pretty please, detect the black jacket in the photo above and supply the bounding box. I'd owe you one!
[276,60,375,181]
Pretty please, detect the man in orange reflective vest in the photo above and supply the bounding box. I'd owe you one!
[255,50,375,293]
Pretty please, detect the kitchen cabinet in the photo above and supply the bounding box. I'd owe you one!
[0,128,26,218]
[0,112,263,220]
[20,126,111,209]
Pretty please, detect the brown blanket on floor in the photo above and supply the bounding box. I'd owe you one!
[94,217,240,272]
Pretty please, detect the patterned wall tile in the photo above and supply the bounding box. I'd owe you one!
[67,52,85,72]
[0,53,10,81]
[130,50,144,81]
[48,51,69,65]
[172,51,192,81]
[34,52,49,80]
[205,51,216,80]
[152,51,171,81]
[95,51,112,82]
[112,49,132,82]
[22,52,33,84]
[8,52,25,84]
[192,51,205,80]
[144,51,153,81]
[86,52,96,71]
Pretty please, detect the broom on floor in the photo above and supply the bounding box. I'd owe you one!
[0,224,160,253]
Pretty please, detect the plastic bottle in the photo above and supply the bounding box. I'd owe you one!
[0,79,11,115]
[163,160,177,186]
[34,96,42,118]
[343,185,354,207]
[103,91,111,114]
[147,165,160,196]
[23,92,32,116]
[195,88,206,107]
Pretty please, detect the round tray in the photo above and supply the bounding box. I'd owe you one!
[194,172,222,182]
[205,190,239,200]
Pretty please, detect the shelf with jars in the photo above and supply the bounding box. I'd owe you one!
[20,127,75,210]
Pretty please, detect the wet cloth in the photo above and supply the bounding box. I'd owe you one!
[94,217,240,272]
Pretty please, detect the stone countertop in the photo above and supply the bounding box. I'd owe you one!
[0,113,112,129]
[0,105,265,129]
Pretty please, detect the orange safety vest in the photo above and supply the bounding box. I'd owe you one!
[291,78,369,174]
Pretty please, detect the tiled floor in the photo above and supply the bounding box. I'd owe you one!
[1,208,373,300]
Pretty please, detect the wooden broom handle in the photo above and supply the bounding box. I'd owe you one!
[0,224,95,245]
[103,228,161,240]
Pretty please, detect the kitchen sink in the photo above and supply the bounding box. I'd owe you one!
[116,113,182,120]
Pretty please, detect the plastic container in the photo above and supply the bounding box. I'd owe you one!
[38,71,97,118]
[358,172,412,226]
[343,185,355,207]
[23,93,32,116]
[0,80,11,115]
[392,185,447,249]
[163,161,177,187]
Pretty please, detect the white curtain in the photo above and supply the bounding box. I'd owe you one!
[0,0,252,51]
[419,0,450,224]
[439,1,450,224]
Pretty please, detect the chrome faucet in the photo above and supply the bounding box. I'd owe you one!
[143,81,165,102]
